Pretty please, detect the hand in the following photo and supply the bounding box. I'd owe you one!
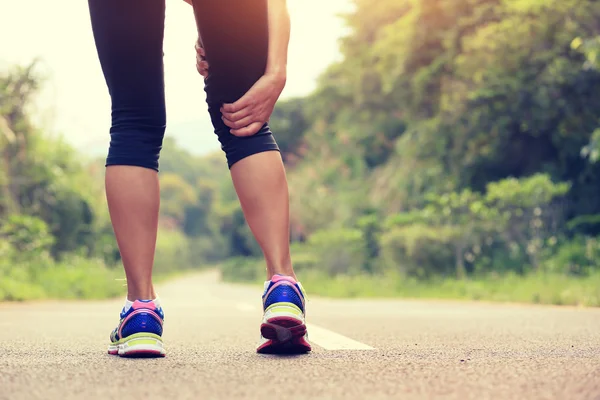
[195,39,209,78]
[220,72,286,137]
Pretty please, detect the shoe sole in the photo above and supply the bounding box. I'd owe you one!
[257,316,312,354]
[108,333,165,358]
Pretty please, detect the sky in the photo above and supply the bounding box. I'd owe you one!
[0,0,354,156]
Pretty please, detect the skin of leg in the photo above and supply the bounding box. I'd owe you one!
[230,151,296,280]
[191,0,296,281]
[88,0,166,301]
[105,166,159,300]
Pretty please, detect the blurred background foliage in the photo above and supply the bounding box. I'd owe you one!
[2,0,600,305]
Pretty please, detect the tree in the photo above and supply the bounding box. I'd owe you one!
[1,63,101,258]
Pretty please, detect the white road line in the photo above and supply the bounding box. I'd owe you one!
[236,303,375,351]
[305,323,375,351]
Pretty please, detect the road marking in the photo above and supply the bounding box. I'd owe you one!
[305,323,374,350]
[236,303,375,351]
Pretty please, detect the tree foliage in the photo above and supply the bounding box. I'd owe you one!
[4,0,600,299]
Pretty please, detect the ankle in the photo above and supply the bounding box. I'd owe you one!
[126,286,156,301]
[266,258,296,280]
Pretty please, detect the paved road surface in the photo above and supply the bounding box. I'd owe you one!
[1,271,599,400]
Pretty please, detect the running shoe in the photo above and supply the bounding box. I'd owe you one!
[257,274,311,354]
[108,299,165,357]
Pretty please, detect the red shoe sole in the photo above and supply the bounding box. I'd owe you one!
[257,316,312,354]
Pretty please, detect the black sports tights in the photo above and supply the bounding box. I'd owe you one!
[87,0,279,171]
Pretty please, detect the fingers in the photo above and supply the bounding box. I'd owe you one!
[220,101,259,134]
[230,121,264,137]
[221,95,252,113]
[222,114,255,130]
[195,41,205,57]
[196,60,209,77]
[195,41,208,77]
[220,106,252,122]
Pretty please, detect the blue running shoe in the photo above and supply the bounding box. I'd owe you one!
[108,299,165,357]
[257,275,311,354]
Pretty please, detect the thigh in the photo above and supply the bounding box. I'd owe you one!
[88,0,166,118]
[191,0,269,105]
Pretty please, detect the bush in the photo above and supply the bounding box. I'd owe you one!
[542,236,600,276]
[471,240,531,275]
[0,215,54,256]
[356,214,382,274]
[290,242,320,273]
[220,257,263,282]
[306,228,366,276]
[188,235,226,265]
[383,211,430,229]
[0,240,122,301]
[379,224,456,278]
[154,229,194,274]
[0,254,46,301]
[36,256,123,299]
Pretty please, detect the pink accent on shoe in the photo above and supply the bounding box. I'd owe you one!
[131,300,156,310]
[270,274,297,284]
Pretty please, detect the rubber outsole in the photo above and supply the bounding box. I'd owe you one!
[118,350,165,358]
[108,335,165,358]
[108,349,165,358]
[257,316,312,354]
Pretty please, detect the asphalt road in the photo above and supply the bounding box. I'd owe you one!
[1,271,599,400]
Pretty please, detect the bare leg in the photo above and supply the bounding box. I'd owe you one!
[230,151,296,280]
[105,166,160,300]
[88,0,166,300]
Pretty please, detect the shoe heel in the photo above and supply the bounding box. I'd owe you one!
[261,317,306,343]
[118,333,165,358]
[258,317,311,354]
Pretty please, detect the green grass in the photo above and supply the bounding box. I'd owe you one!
[219,258,600,307]
[0,228,213,302]
[4,253,599,307]
[295,270,600,307]
[0,256,199,302]
[0,256,124,301]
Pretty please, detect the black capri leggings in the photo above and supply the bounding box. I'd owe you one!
[87,0,279,171]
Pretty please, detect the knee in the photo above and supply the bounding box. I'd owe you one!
[222,131,281,168]
[207,104,279,168]
[106,107,166,171]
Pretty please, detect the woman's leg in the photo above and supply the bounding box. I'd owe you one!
[230,153,295,279]
[192,0,294,280]
[88,0,166,301]
[192,0,309,353]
